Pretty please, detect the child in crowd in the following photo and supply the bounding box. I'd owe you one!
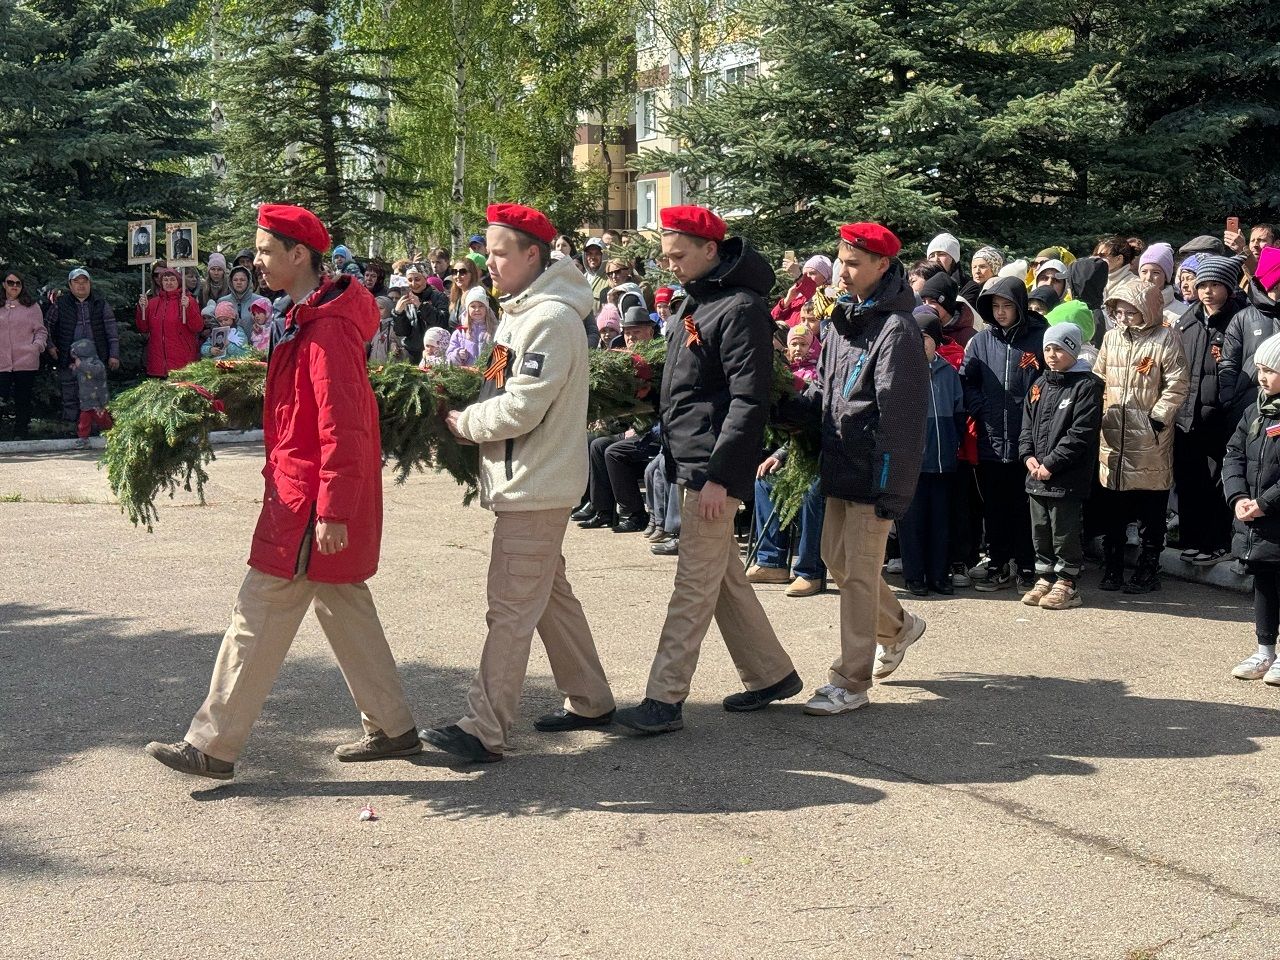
[1017,322,1103,609]
[786,324,818,385]
[202,301,249,358]
[961,277,1048,591]
[896,308,964,595]
[447,287,495,366]
[1094,278,1189,592]
[1224,332,1280,685]
[417,326,450,369]
[70,339,113,448]
[249,297,273,352]
[596,303,623,348]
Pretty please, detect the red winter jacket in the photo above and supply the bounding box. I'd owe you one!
[135,288,203,376]
[248,276,383,584]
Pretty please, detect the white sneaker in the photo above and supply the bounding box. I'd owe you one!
[874,613,926,679]
[1232,652,1276,680]
[885,558,904,575]
[803,684,869,715]
[1265,661,1280,687]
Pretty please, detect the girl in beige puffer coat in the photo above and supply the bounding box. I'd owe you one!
[1093,278,1190,593]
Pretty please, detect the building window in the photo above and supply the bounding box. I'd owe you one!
[636,90,658,141]
[723,62,758,86]
[637,180,658,230]
[636,14,656,49]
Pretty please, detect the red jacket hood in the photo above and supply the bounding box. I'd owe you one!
[288,275,380,342]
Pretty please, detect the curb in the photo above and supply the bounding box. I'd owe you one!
[0,430,264,455]
[1158,547,1250,595]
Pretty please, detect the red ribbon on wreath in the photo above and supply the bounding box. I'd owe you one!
[631,352,652,399]
[170,381,226,415]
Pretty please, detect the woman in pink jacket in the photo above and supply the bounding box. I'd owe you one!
[0,270,47,439]
[135,267,203,377]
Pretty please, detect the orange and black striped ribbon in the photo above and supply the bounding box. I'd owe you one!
[683,314,702,348]
[483,344,510,388]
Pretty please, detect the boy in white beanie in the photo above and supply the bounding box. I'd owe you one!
[1017,322,1103,609]
[1223,331,1280,685]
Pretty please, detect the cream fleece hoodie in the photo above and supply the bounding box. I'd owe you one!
[456,256,592,512]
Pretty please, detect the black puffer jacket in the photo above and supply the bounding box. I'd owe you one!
[1173,301,1233,433]
[1017,363,1103,498]
[659,236,776,502]
[1223,397,1280,566]
[778,262,928,519]
[961,277,1049,464]
[1219,285,1280,421]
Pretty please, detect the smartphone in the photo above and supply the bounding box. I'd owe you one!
[1226,216,1240,234]
[784,249,797,263]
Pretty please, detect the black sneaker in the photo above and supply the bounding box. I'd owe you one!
[533,707,616,732]
[1099,567,1125,591]
[927,578,955,595]
[973,562,1013,592]
[577,512,616,529]
[651,538,679,556]
[421,724,502,763]
[334,727,422,762]
[570,503,596,522]
[905,579,929,596]
[614,698,684,734]
[722,669,803,712]
[612,513,650,534]
[145,740,234,781]
[1015,570,1036,593]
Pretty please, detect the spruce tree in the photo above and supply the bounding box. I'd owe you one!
[0,0,216,293]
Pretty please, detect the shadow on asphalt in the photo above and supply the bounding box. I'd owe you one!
[4,600,1280,874]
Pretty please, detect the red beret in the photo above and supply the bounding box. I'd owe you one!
[660,205,726,243]
[257,203,330,254]
[838,222,901,258]
[486,203,557,245]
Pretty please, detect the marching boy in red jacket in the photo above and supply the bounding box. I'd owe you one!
[146,204,419,781]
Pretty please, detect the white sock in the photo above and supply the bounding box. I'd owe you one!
[1260,644,1277,660]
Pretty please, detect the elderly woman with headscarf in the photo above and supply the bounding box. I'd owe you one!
[771,254,833,327]
[965,246,1004,301]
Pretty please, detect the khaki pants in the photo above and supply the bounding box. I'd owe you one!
[186,568,416,763]
[821,497,905,693]
[646,486,795,703]
[457,509,615,753]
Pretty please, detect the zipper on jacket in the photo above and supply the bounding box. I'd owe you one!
[1002,339,1012,462]
[505,438,514,481]
[929,369,942,472]
[1248,416,1268,561]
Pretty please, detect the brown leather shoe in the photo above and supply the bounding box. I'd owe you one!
[334,728,423,762]
[746,564,792,584]
[785,576,825,597]
[145,740,234,781]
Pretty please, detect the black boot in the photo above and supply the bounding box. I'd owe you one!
[570,502,596,522]
[1124,550,1162,594]
[1099,544,1124,591]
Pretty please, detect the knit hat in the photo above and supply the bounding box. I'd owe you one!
[1045,299,1096,344]
[425,275,445,292]
[207,252,227,271]
[423,326,450,351]
[999,258,1028,280]
[463,286,489,310]
[786,323,814,345]
[214,301,238,321]
[1194,255,1243,290]
[1179,235,1225,257]
[919,271,959,316]
[596,304,622,333]
[802,255,833,283]
[250,296,273,316]
[1138,242,1175,284]
[1043,321,1083,360]
[912,305,944,346]
[332,244,352,262]
[1256,246,1280,292]
[971,245,1005,271]
[1179,255,1202,277]
[1254,332,1280,374]
[655,286,674,306]
[927,232,961,262]
[1028,285,1062,313]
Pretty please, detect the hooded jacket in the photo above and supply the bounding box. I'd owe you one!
[922,352,965,474]
[1094,279,1189,491]
[961,277,1049,463]
[455,256,593,512]
[0,298,47,372]
[920,272,980,347]
[1219,290,1278,422]
[210,267,258,338]
[248,275,384,584]
[660,236,777,503]
[1018,361,1103,498]
[779,261,929,518]
[1065,257,1109,347]
[1223,395,1280,566]
[1172,296,1235,433]
[135,276,204,377]
[70,339,109,410]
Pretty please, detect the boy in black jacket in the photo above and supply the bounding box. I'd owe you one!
[614,205,801,735]
[1018,322,1103,610]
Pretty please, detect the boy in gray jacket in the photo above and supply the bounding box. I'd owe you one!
[70,339,113,448]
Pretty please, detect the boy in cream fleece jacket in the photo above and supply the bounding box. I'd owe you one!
[423,203,616,763]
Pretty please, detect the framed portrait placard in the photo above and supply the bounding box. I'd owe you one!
[127,219,157,266]
[166,222,198,269]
